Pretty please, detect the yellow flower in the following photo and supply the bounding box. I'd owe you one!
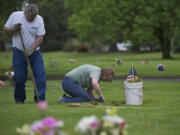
[106,108,117,116]
[111,108,117,115]
[123,129,128,135]
[16,124,32,135]
[103,121,113,128]
[106,108,111,115]
[100,131,107,135]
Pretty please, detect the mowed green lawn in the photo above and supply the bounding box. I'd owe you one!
[0,80,180,135]
[0,51,180,78]
[0,51,180,135]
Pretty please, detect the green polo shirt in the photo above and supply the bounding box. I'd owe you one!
[65,64,101,88]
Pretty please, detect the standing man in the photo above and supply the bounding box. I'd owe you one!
[57,64,115,103]
[3,4,46,104]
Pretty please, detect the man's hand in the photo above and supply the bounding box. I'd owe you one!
[94,96,99,101]
[99,96,105,103]
[94,96,105,103]
[23,48,34,56]
[13,23,22,32]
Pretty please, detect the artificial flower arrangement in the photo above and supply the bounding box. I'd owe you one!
[127,77,142,83]
[16,102,127,135]
[16,101,67,135]
[16,116,66,135]
[156,64,165,71]
[76,108,128,135]
[5,71,14,86]
[126,66,142,83]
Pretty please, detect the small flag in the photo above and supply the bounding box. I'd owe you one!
[126,66,138,81]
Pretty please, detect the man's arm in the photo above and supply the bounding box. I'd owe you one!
[87,87,95,99]
[91,78,103,97]
[3,26,14,35]
[92,77,105,102]
[3,23,22,35]
[31,35,44,50]
[23,35,43,56]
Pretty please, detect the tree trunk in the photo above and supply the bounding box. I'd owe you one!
[162,38,171,59]
[110,43,118,52]
[153,27,172,59]
[0,41,5,51]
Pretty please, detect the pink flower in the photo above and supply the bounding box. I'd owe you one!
[37,101,48,111]
[120,121,126,127]
[55,119,64,128]
[31,121,43,132]
[91,121,99,128]
[43,117,56,129]
[0,80,5,87]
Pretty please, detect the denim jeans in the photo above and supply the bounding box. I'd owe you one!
[13,48,46,102]
[61,77,92,102]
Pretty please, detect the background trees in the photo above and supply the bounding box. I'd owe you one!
[1,0,180,59]
[0,0,24,50]
[66,0,180,59]
[38,0,74,52]
[131,0,180,59]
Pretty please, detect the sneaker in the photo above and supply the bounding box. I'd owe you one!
[63,93,69,97]
[57,96,65,103]
[57,93,70,103]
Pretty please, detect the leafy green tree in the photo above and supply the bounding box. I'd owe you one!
[130,0,180,59]
[0,0,23,51]
[66,0,123,51]
[38,0,74,51]
[66,0,180,58]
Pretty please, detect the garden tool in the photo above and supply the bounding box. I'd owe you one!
[19,30,40,102]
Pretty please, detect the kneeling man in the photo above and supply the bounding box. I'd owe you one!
[57,64,115,103]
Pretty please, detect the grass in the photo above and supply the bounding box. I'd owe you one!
[0,51,180,135]
[0,80,180,135]
[1,51,180,78]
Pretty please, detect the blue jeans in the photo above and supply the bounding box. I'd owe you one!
[13,48,46,103]
[61,77,92,102]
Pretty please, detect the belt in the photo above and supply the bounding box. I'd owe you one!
[12,47,22,51]
[13,47,38,53]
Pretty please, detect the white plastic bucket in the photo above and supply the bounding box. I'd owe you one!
[124,81,143,105]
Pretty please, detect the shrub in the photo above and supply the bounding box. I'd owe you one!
[63,42,76,52]
[76,44,88,52]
